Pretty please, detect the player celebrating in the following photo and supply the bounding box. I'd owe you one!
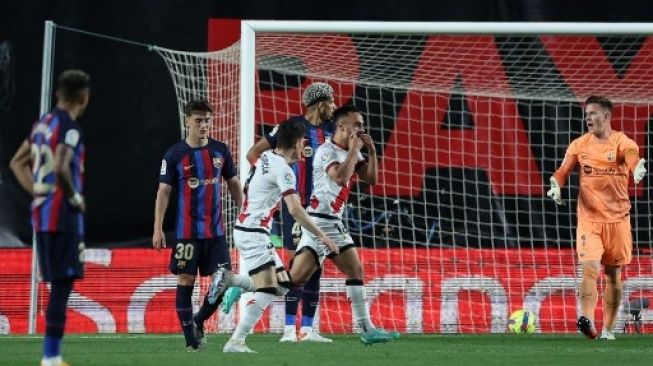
[219,119,337,353]
[152,100,243,351]
[10,70,90,366]
[224,82,336,342]
[547,96,647,340]
[286,105,399,344]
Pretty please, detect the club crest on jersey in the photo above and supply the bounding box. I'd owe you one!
[188,177,200,189]
[321,152,331,162]
[213,157,223,168]
[303,145,314,157]
[607,151,615,162]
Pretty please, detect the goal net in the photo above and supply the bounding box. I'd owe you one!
[155,22,653,334]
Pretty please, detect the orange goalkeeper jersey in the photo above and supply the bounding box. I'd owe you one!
[552,131,640,223]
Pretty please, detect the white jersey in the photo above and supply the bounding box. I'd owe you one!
[237,150,296,231]
[308,140,366,219]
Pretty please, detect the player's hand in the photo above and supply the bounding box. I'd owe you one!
[320,235,339,255]
[68,192,86,213]
[359,133,376,154]
[634,158,647,184]
[152,229,166,251]
[349,133,363,151]
[546,177,563,206]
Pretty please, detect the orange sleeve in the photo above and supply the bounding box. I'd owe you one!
[552,139,578,188]
[620,136,641,172]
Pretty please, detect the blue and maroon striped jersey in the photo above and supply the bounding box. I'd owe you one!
[265,115,334,205]
[30,108,85,235]
[159,138,236,240]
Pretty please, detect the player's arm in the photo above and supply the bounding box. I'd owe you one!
[54,143,85,212]
[328,134,362,186]
[9,139,33,194]
[547,142,579,205]
[153,182,172,250]
[226,176,243,209]
[356,134,377,185]
[622,142,647,184]
[283,193,338,254]
[246,137,272,164]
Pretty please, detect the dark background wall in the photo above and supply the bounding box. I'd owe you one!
[1,0,652,247]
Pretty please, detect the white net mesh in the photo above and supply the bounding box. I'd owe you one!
[156,32,653,334]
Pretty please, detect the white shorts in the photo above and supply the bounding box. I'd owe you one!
[296,215,354,265]
[234,228,283,275]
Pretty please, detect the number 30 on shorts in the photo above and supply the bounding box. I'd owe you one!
[174,243,194,261]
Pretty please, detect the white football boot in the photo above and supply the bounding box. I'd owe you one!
[223,339,256,353]
[279,325,298,342]
[297,326,333,343]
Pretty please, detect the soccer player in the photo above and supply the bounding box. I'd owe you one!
[219,119,338,353]
[152,100,243,351]
[547,96,647,340]
[224,82,336,342]
[285,105,399,345]
[10,69,90,366]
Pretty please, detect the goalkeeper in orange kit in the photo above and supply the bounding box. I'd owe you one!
[547,95,647,340]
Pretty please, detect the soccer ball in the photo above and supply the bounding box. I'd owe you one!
[508,309,536,334]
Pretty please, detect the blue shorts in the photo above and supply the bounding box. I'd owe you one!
[169,236,231,276]
[36,232,84,282]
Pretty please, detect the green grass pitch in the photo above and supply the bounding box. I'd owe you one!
[1,334,652,366]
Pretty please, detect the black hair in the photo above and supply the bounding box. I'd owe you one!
[275,119,306,149]
[585,95,612,112]
[57,69,90,102]
[184,100,213,116]
[332,105,361,122]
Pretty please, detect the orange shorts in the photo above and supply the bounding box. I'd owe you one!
[576,221,632,265]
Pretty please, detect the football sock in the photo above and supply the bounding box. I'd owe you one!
[603,274,622,330]
[580,266,599,320]
[176,285,197,347]
[285,258,302,326]
[44,279,73,358]
[195,292,220,324]
[232,288,276,341]
[346,279,375,333]
[301,268,321,327]
[285,288,302,325]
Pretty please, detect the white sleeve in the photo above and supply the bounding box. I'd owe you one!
[276,164,297,196]
[318,145,339,173]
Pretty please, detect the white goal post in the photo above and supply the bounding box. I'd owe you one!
[231,21,653,334]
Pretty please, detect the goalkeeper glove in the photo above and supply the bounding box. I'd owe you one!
[546,177,562,205]
[633,158,647,184]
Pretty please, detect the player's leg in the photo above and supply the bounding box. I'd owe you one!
[331,246,398,344]
[575,221,603,339]
[600,265,621,340]
[192,237,231,347]
[600,221,632,340]
[223,230,282,352]
[294,219,330,342]
[224,265,278,353]
[297,265,331,342]
[577,260,600,339]
[38,232,83,366]
[169,240,201,350]
[281,203,303,341]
